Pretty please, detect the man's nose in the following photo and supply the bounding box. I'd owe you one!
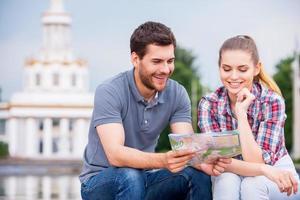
[160,62,171,74]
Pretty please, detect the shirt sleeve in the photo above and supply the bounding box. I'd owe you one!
[198,97,220,133]
[256,96,286,165]
[169,85,192,124]
[92,84,123,128]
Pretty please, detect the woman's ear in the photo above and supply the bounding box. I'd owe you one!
[255,62,262,76]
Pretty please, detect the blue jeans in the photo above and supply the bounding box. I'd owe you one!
[81,166,212,200]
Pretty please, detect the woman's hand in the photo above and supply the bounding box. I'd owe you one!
[163,149,195,173]
[194,158,232,176]
[235,88,255,119]
[261,165,298,196]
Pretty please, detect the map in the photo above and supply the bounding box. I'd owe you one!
[169,130,241,165]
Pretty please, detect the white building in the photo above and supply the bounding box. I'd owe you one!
[292,54,300,159]
[0,0,93,159]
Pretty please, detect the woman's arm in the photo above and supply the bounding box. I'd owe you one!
[226,158,298,196]
[235,88,264,163]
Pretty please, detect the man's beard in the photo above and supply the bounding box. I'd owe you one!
[139,70,170,92]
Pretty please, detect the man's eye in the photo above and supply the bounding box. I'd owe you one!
[167,60,174,64]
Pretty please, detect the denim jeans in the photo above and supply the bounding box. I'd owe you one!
[81,166,212,200]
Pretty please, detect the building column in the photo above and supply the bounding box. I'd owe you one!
[59,118,70,156]
[292,56,300,159]
[5,176,17,199]
[58,176,68,200]
[42,176,51,200]
[25,118,37,157]
[73,118,86,157]
[25,176,37,200]
[43,118,52,157]
[7,118,18,156]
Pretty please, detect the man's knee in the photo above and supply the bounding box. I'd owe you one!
[116,168,145,186]
[181,166,211,184]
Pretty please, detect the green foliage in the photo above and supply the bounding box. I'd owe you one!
[273,56,294,151]
[155,46,203,152]
[0,141,9,158]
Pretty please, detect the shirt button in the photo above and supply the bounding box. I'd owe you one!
[144,120,148,124]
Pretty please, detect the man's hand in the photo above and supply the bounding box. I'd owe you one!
[163,149,195,173]
[194,158,232,176]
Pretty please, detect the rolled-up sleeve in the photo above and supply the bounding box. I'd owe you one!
[256,96,286,165]
[198,98,220,133]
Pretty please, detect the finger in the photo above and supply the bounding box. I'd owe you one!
[170,149,196,157]
[212,168,221,176]
[213,165,225,174]
[278,176,292,195]
[286,187,292,196]
[167,154,194,164]
[168,159,190,170]
[279,178,291,193]
[275,179,285,192]
[290,175,298,194]
[219,158,232,164]
[170,164,187,173]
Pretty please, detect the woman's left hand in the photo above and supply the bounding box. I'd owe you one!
[261,165,298,196]
[235,88,255,118]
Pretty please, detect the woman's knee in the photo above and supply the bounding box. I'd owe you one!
[241,176,268,199]
[212,173,241,200]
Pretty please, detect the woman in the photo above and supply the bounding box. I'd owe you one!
[198,35,299,200]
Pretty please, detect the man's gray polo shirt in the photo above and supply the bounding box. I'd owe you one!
[79,68,191,184]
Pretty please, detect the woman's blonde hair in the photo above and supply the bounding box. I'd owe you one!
[218,35,282,96]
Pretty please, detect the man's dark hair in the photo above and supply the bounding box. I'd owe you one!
[130,21,176,59]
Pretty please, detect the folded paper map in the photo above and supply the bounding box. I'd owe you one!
[168,130,241,165]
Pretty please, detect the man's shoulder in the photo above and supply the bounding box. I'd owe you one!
[93,71,130,101]
[166,79,186,93]
[96,71,129,91]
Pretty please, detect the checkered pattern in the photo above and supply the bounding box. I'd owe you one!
[198,82,288,165]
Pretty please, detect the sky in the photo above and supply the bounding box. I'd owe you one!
[0,0,300,101]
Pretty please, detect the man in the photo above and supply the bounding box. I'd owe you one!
[80,21,229,200]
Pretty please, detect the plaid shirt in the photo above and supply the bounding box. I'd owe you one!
[198,82,288,165]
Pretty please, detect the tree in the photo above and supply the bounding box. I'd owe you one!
[273,56,294,151]
[155,46,203,152]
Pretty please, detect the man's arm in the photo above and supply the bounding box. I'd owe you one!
[170,122,194,134]
[97,123,195,170]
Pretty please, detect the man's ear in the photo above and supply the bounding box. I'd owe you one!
[131,52,140,68]
[255,61,262,76]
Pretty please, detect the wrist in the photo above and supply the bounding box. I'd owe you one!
[236,112,247,121]
[159,152,168,168]
[259,164,266,176]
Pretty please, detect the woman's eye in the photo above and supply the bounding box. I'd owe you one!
[239,68,248,72]
[223,68,231,72]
